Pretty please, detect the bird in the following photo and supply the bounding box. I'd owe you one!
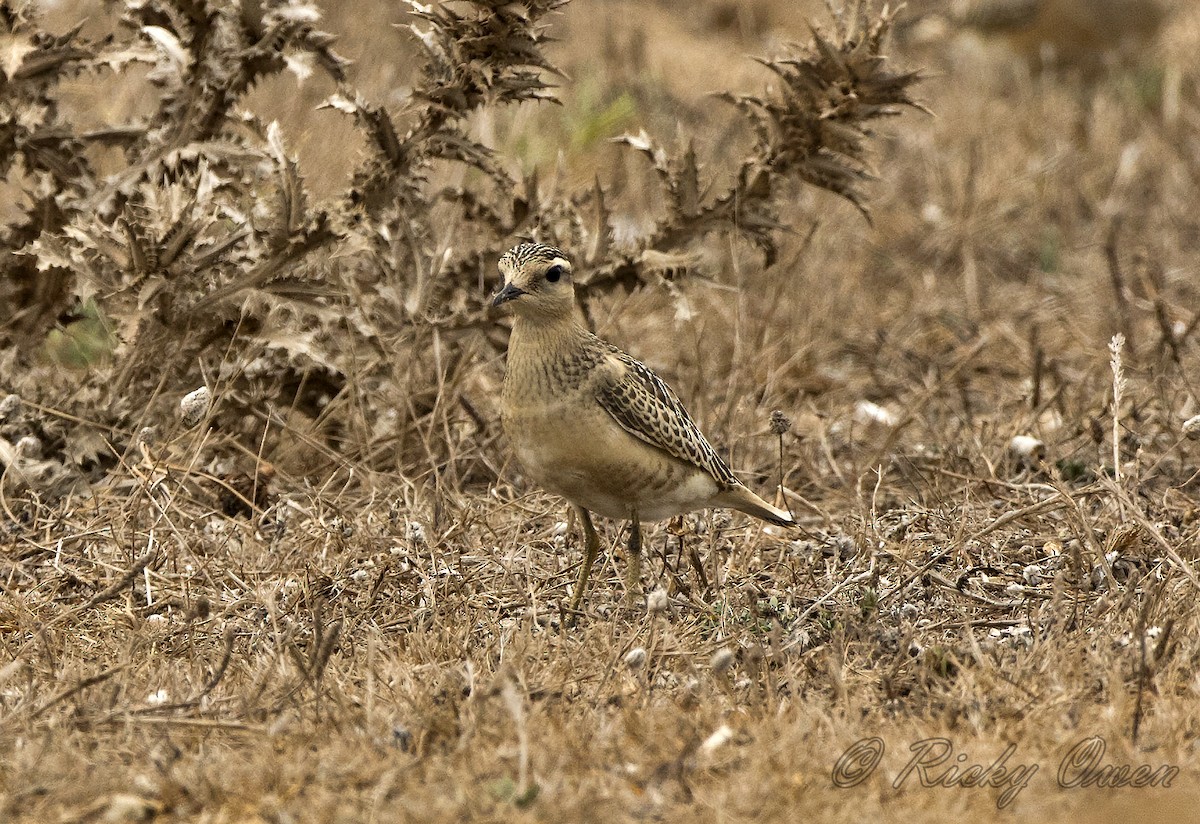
[492,242,795,620]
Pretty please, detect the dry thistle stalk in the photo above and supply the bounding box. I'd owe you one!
[3,0,355,456]
[1,0,921,489]
[576,0,923,298]
[346,0,563,215]
[770,409,793,506]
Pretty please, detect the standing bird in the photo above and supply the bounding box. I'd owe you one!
[493,243,794,619]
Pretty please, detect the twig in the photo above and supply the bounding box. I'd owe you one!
[784,557,877,649]
[1102,477,1200,592]
[1045,476,1118,592]
[7,546,159,665]
[196,625,237,698]
[1029,324,1044,410]
[865,336,989,470]
[1132,593,1151,744]
[99,716,262,731]
[965,494,1072,544]
[30,664,127,719]
[1104,219,1136,356]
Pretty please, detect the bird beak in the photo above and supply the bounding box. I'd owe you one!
[491,282,525,307]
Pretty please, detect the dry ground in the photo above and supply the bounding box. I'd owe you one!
[3,1,1200,821]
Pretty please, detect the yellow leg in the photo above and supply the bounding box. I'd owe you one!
[624,508,642,607]
[568,504,602,622]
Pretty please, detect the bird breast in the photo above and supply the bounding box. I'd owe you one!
[501,394,720,522]
[500,319,721,520]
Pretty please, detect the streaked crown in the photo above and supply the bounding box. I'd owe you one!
[493,242,576,318]
[498,242,572,288]
[500,243,570,271]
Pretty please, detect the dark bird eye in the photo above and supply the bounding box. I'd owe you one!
[545,265,564,283]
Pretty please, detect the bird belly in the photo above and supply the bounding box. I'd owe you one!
[503,400,719,522]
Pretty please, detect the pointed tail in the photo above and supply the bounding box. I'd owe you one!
[714,485,795,527]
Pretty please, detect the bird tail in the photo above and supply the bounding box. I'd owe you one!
[715,485,795,527]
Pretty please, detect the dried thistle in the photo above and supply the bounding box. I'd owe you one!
[341,0,564,217]
[1,0,922,490]
[770,409,794,516]
[567,0,924,302]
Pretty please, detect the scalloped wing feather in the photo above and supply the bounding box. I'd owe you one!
[594,345,741,489]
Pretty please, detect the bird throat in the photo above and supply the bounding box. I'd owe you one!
[504,316,597,399]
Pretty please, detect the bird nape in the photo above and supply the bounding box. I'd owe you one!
[494,242,794,623]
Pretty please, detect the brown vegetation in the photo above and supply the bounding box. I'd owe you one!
[1,0,1199,820]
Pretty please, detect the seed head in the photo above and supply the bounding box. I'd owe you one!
[189,597,211,621]
[179,387,212,428]
[0,394,20,422]
[1184,414,1200,441]
[15,435,41,458]
[769,409,792,435]
[1009,435,1045,466]
[646,587,669,614]
[711,646,736,674]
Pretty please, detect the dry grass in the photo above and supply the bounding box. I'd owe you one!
[3,0,1200,821]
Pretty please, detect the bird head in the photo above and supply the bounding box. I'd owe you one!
[493,243,575,321]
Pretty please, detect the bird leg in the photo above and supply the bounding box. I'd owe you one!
[625,507,643,607]
[568,504,602,622]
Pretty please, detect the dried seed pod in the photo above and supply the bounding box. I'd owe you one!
[624,647,647,671]
[188,597,211,621]
[646,587,669,614]
[1009,435,1045,465]
[699,724,735,755]
[769,410,792,435]
[179,387,212,428]
[0,394,20,422]
[15,435,41,458]
[854,400,897,427]
[711,647,736,674]
[1183,414,1200,441]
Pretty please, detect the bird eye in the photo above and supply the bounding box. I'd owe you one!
[545,264,564,283]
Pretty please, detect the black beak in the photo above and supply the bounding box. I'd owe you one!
[491,282,525,307]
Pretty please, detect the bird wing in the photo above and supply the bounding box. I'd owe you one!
[594,345,741,488]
